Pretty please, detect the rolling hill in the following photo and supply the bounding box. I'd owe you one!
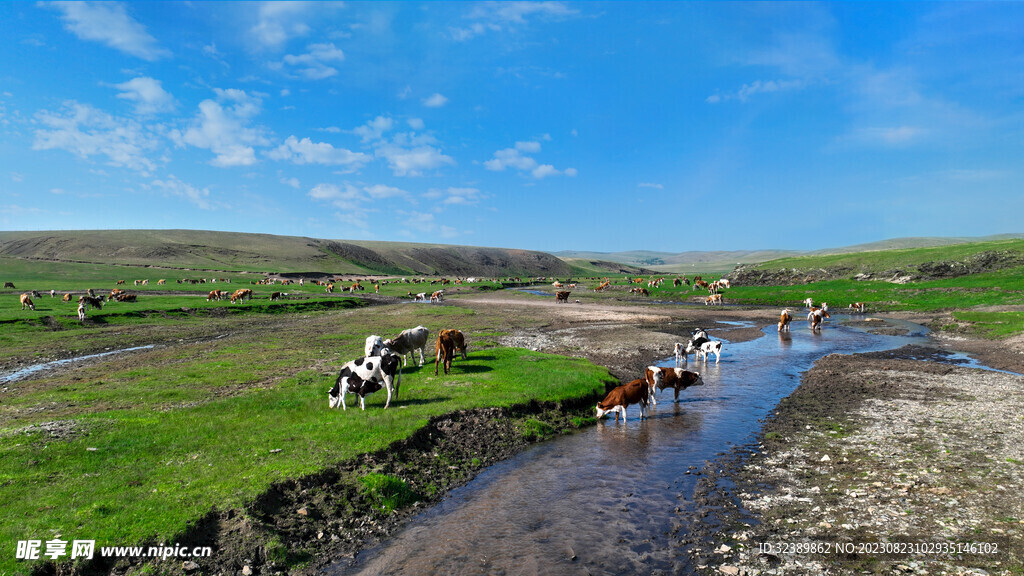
[0,230,650,278]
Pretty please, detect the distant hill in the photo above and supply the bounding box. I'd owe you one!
[555,234,1024,273]
[0,230,580,278]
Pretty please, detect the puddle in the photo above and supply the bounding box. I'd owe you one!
[0,345,156,384]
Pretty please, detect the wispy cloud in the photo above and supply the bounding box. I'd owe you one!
[308,180,413,229]
[45,1,170,61]
[450,1,579,41]
[268,135,371,171]
[150,175,216,210]
[638,182,663,189]
[351,117,455,177]
[250,1,313,49]
[113,77,176,115]
[273,42,345,80]
[175,89,269,167]
[706,79,806,104]
[32,101,160,174]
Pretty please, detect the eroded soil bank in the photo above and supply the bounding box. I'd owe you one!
[694,321,1024,576]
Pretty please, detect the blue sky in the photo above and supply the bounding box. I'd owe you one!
[2,2,1023,253]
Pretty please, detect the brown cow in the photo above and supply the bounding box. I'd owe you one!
[643,367,704,405]
[808,308,830,331]
[230,289,253,304]
[438,328,467,360]
[19,293,35,310]
[596,379,649,422]
[207,290,224,302]
[435,330,456,375]
[270,292,282,301]
[555,290,571,303]
[849,302,866,313]
[62,293,73,302]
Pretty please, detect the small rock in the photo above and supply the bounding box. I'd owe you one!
[297,507,308,516]
[242,566,253,576]
[717,544,732,553]
[820,454,831,462]
[720,566,741,576]
[182,560,200,572]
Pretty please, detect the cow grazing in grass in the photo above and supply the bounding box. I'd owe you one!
[596,379,649,423]
[644,367,704,404]
[19,294,34,310]
[438,328,467,360]
[4,282,16,289]
[778,309,793,332]
[62,293,73,302]
[79,295,103,310]
[230,289,253,304]
[328,351,402,411]
[385,325,430,367]
[435,330,457,375]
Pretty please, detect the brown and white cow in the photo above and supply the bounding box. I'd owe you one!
[808,308,830,331]
[705,294,723,306]
[19,293,35,310]
[849,302,866,313]
[596,379,649,423]
[230,289,253,304]
[555,290,571,303]
[644,367,704,405]
[778,309,793,332]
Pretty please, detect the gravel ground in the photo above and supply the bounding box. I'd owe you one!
[696,325,1024,576]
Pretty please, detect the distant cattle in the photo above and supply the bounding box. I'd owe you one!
[328,352,403,411]
[19,294,34,310]
[114,293,137,302]
[62,293,73,302]
[705,294,723,306]
[207,290,225,302]
[555,290,571,303]
[77,301,86,322]
[4,282,16,289]
[596,379,649,423]
[79,295,104,310]
[270,292,282,301]
[385,325,430,367]
[849,302,866,313]
[430,290,444,303]
[644,367,704,404]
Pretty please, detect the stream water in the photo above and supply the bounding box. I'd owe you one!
[325,318,1002,575]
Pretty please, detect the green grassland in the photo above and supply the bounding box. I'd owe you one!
[0,263,614,575]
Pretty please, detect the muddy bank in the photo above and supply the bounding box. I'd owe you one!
[694,329,1024,576]
[50,400,603,576]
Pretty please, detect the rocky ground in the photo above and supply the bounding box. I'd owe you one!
[693,319,1024,576]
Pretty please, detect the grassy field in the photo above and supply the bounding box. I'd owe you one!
[0,262,615,575]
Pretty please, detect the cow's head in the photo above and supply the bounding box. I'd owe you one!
[328,380,342,408]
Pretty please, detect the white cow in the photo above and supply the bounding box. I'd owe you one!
[365,335,384,357]
[384,325,430,367]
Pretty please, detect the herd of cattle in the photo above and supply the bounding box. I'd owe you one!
[327,325,468,411]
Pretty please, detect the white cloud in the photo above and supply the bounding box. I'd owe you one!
[250,1,313,49]
[484,140,574,178]
[441,186,483,205]
[407,118,425,130]
[281,176,300,189]
[177,89,269,167]
[33,101,160,173]
[451,1,579,41]
[375,142,455,177]
[849,126,927,147]
[364,184,408,199]
[638,182,663,189]
[46,1,170,61]
[351,116,395,142]
[150,175,215,210]
[279,42,345,80]
[422,93,448,108]
[113,77,176,115]
[268,135,371,170]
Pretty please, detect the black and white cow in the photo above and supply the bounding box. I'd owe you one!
[682,328,710,363]
[328,351,402,410]
[384,325,430,367]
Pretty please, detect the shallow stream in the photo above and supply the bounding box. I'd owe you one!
[326,318,1002,575]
